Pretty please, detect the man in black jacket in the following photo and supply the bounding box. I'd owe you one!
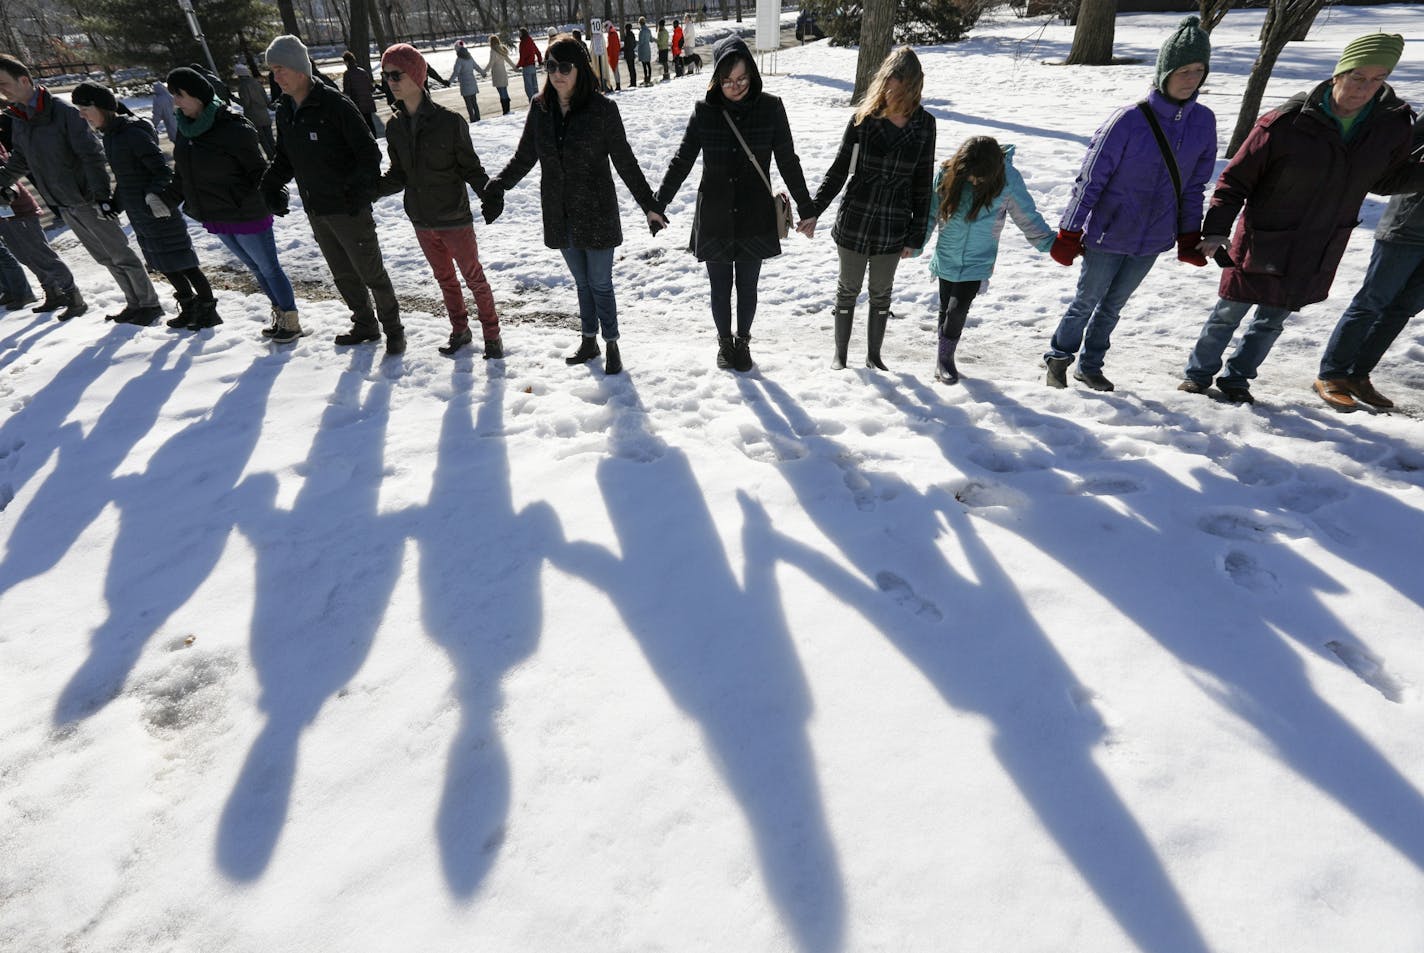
[377,44,502,359]
[261,34,404,353]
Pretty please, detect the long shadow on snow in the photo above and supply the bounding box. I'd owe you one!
[217,348,400,881]
[905,373,1424,876]
[415,362,561,898]
[0,309,63,376]
[549,378,846,953]
[0,336,193,604]
[52,349,289,724]
[738,375,1213,953]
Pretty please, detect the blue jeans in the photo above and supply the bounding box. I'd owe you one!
[1046,248,1157,373]
[1318,239,1424,380]
[521,65,540,100]
[0,234,32,299]
[216,228,296,312]
[1185,298,1294,389]
[560,245,618,340]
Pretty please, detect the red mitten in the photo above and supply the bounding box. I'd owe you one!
[1050,229,1084,267]
[1177,232,1208,267]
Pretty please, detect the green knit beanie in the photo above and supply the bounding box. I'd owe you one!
[1155,15,1211,93]
[1333,33,1404,77]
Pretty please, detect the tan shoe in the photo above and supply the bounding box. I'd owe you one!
[1313,378,1356,411]
[1346,375,1394,409]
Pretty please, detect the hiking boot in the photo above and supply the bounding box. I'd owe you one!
[55,288,87,322]
[1177,379,1209,395]
[1218,384,1255,404]
[269,309,303,344]
[604,340,622,374]
[1045,356,1071,388]
[385,331,406,356]
[732,333,753,372]
[439,328,473,356]
[261,306,280,337]
[482,335,504,360]
[935,335,960,384]
[334,327,381,346]
[189,298,223,329]
[717,334,735,370]
[565,335,600,365]
[1313,378,1356,411]
[1073,368,1115,391]
[1346,375,1393,409]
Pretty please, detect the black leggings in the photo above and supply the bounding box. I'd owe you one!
[937,278,980,339]
[707,259,762,338]
[641,60,651,83]
[626,56,637,87]
[165,267,213,301]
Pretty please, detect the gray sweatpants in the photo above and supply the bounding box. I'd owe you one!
[0,214,75,294]
[309,206,401,337]
[58,203,160,307]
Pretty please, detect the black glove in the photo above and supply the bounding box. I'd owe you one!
[95,198,120,219]
[263,184,289,216]
[648,210,667,236]
[481,182,504,225]
[0,186,15,206]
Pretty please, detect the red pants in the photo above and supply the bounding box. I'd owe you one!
[415,226,499,339]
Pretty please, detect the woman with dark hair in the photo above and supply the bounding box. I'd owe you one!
[621,23,637,90]
[164,66,303,342]
[482,34,667,375]
[341,50,380,135]
[653,36,815,372]
[72,80,213,328]
[636,18,654,87]
[802,46,935,370]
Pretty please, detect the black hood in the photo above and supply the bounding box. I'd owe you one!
[705,35,763,106]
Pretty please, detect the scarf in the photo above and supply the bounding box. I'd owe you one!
[176,98,222,138]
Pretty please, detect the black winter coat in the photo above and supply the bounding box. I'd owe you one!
[813,110,936,256]
[1205,81,1424,310]
[263,81,382,217]
[170,107,269,225]
[494,92,657,250]
[655,40,813,262]
[0,90,112,208]
[1375,115,1424,246]
[100,113,196,272]
[377,94,489,229]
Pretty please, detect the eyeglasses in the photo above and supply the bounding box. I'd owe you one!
[545,60,576,75]
[720,75,750,89]
[381,70,404,82]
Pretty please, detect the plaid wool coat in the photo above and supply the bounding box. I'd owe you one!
[813,109,937,256]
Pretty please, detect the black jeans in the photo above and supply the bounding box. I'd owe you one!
[937,279,980,338]
[707,259,762,338]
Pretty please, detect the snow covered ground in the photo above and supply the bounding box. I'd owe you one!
[3,7,1424,952]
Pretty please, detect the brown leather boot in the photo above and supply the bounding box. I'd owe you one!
[1313,378,1356,411]
[1346,375,1394,409]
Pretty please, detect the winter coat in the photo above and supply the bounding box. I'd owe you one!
[621,27,636,61]
[489,48,515,88]
[494,92,657,249]
[99,113,197,272]
[1060,88,1217,257]
[672,26,684,57]
[263,80,382,217]
[1372,115,1424,246]
[342,63,378,115]
[607,29,621,64]
[451,50,487,96]
[655,36,814,262]
[922,144,1053,283]
[1205,81,1424,310]
[170,106,269,225]
[236,76,272,129]
[378,94,490,229]
[637,26,654,62]
[657,26,670,51]
[0,90,112,208]
[812,109,936,256]
[516,35,543,69]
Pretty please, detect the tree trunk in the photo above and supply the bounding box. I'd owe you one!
[348,0,370,57]
[367,0,388,48]
[1229,0,1326,157]
[276,0,301,35]
[852,0,893,104]
[1064,0,1116,65]
[1197,0,1236,33]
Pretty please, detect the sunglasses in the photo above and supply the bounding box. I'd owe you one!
[381,69,404,82]
[545,60,575,75]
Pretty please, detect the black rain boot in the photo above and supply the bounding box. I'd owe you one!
[831,307,851,370]
[565,335,600,365]
[717,334,735,370]
[604,340,622,375]
[732,333,753,373]
[935,335,961,384]
[865,309,889,371]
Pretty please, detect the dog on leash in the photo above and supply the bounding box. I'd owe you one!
[679,52,703,74]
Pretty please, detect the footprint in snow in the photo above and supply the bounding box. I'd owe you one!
[875,571,943,622]
[1220,550,1280,593]
[1274,481,1347,514]
[1197,509,1306,542]
[1076,475,1144,497]
[1325,640,1409,703]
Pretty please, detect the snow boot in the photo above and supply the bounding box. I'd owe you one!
[604,340,622,375]
[1073,368,1114,391]
[269,309,303,344]
[565,335,600,365]
[31,287,64,313]
[1044,356,1070,388]
[166,292,197,330]
[440,328,473,355]
[483,335,504,360]
[55,287,87,321]
[189,297,223,329]
[717,334,735,369]
[732,333,753,372]
[385,330,406,356]
[334,327,381,346]
[935,335,960,384]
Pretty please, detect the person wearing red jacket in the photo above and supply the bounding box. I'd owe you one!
[672,20,685,77]
[516,27,544,102]
[606,23,622,91]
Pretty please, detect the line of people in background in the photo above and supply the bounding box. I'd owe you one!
[0,19,1421,411]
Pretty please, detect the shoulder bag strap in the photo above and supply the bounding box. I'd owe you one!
[722,109,777,201]
[1136,101,1181,222]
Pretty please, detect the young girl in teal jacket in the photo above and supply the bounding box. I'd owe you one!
[923,137,1053,383]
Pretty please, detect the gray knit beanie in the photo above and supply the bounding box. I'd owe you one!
[1155,16,1210,93]
[265,35,313,77]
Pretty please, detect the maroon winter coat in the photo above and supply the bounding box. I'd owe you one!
[1204,81,1423,310]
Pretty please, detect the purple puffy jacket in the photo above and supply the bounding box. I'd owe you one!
[1059,89,1217,257]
